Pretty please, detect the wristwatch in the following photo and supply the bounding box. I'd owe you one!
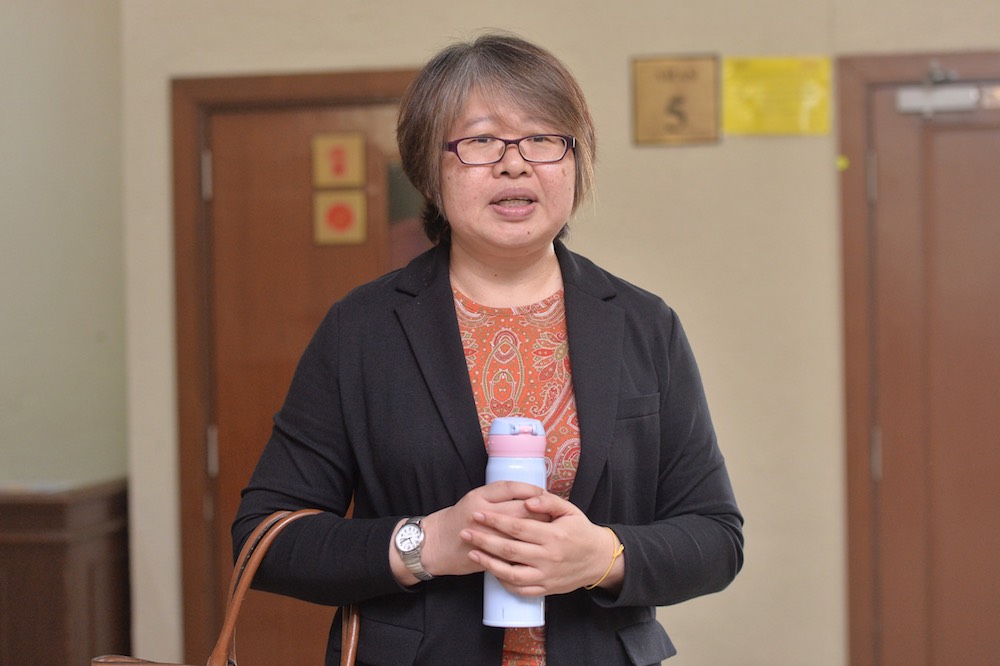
[394,516,433,581]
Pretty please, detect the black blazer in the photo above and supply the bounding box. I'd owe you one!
[234,241,744,665]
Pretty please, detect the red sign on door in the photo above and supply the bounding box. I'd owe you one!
[312,133,366,188]
[314,190,366,245]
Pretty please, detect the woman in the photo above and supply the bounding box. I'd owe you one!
[234,33,743,665]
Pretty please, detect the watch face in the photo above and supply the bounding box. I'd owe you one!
[396,523,423,553]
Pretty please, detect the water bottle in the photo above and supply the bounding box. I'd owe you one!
[483,416,547,627]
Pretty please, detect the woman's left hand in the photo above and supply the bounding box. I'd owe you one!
[460,491,624,596]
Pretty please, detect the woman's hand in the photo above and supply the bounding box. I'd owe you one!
[390,481,547,585]
[460,491,625,596]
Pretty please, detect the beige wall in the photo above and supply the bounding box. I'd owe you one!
[0,1,124,487]
[6,0,998,664]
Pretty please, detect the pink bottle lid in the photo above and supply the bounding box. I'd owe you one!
[487,417,546,457]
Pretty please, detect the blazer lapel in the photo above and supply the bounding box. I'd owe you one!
[391,242,625,504]
[394,246,487,488]
[556,243,625,513]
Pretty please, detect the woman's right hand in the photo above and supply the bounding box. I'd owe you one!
[390,481,547,585]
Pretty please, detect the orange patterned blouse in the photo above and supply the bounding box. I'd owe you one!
[454,288,580,666]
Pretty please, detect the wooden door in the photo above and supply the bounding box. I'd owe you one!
[173,71,427,663]
[840,53,1000,666]
[211,103,393,664]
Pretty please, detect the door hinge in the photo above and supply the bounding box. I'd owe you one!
[201,149,213,202]
[206,423,219,479]
[866,149,878,205]
[870,424,882,483]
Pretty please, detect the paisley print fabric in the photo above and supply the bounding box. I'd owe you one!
[454,289,580,666]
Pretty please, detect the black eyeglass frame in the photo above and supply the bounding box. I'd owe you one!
[443,134,577,165]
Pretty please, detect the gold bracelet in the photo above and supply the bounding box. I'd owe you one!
[585,527,625,590]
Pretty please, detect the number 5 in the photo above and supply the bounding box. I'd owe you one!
[665,95,687,132]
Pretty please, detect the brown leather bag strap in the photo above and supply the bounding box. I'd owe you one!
[207,509,321,666]
[341,603,360,666]
[94,509,359,666]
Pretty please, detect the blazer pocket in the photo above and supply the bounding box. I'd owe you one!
[617,618,677,665]
[353,614,423,665]
[616,393,660,420]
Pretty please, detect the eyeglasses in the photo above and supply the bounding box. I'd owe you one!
[443,134,576,165]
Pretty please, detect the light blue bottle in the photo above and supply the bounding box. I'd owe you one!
[483,417,547,628]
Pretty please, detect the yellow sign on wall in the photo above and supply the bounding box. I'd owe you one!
[722,56,831,135]
[312,132,366,188]
[314,190,366,245]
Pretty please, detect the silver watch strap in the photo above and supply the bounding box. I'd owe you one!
[400,516,433,581]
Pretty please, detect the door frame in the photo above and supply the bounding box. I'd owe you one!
[171,69,417,661]
[837,50,998,666]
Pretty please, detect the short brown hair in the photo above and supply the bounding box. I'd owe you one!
[397,33,597,244]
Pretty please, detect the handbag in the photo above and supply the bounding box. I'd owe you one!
[93,509,360,666]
